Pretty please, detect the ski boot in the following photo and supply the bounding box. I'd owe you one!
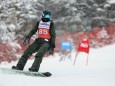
[12,66,23,70]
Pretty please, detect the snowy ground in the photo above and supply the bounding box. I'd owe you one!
[0,44,115,86]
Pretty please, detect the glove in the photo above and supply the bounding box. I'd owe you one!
[23,37,30,46]
[49,47,54,55]
[50,42,55,48]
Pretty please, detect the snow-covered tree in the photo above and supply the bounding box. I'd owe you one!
[0,0,115,42]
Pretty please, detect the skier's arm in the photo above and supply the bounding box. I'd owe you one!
[48,21,56,55]
[26,22,39,39]
[50,21,56,48]
[23,22,39,45]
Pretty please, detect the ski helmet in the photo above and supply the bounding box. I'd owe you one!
[42,10,51,19]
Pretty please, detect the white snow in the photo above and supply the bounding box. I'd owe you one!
[0,44,115,86]
[107,0,115,4]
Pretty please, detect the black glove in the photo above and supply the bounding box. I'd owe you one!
[49,47,54,55]
[50,42,55,48]
[23,37,30,46]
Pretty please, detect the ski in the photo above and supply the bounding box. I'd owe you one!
[0,67,52,77]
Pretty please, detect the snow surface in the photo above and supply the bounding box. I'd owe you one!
[107,0,115,4]
[0,44,115,86]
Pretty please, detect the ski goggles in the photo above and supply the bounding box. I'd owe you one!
[44,14,51,19]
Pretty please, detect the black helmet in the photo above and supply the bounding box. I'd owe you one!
[42,10,51,19]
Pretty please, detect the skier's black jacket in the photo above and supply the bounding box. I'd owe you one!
[26,18,56,48]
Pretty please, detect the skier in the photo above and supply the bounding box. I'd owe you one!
[12,10,56,72]
[59,32,73,61]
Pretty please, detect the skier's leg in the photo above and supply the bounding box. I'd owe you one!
[29,42,50,72]
[15,42,38,70]
[59,50,65,61]
[63,50,67,60]
[59,50,64,61]
[68,50,72,60]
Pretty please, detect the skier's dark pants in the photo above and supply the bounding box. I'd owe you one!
[16,41,50,71]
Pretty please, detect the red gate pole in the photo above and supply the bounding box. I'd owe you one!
[73,52,79,66]
[86,53,89,66]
